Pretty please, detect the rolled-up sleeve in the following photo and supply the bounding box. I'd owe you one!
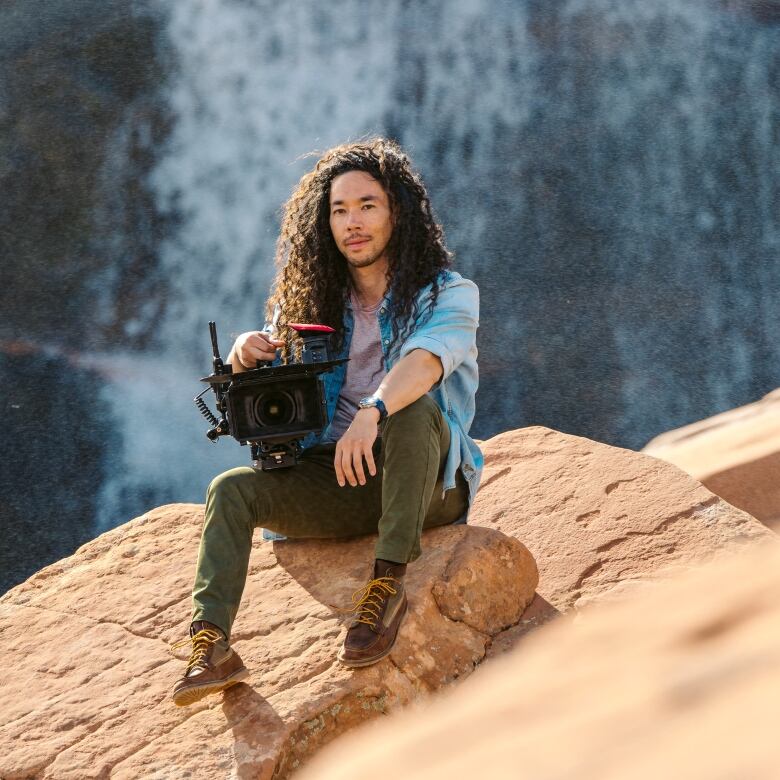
[398,277,479,381]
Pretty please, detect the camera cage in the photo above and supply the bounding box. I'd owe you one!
[195,321,348,470]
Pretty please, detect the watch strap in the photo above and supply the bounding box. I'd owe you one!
[360,396,388,422]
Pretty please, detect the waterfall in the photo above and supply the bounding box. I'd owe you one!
[94,0,404,526]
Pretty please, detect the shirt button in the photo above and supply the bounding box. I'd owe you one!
[380,306,386,314]
[383,338,389,345]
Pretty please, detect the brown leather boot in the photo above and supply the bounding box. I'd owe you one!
[337,560,408,668]
[170,620,248,706]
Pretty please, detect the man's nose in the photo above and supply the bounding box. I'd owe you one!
[345,210,362,229]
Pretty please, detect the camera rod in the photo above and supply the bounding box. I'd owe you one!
[209,321,224,374]
[194,321,230,441]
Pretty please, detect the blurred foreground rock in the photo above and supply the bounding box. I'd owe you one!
[0,507,536,779]
[299,539,780,780]
[644,388,780,531]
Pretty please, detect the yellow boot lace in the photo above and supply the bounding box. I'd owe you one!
[171,628,222,674]
[341,576,399,629]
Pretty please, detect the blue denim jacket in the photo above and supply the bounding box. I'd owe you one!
[262,269,483,538]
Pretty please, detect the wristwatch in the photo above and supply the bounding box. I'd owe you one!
[358,395,388,422]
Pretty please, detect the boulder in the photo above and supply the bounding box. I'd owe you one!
[644,388,780,531]
[0,505,537,779]
[469,426,772,625]
[297,539,780,780]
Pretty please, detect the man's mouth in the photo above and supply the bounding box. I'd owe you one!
[345,237,370,247]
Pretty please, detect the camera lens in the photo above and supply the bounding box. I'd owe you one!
[254,390,296,427]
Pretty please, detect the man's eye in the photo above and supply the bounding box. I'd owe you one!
[362,204,374,209]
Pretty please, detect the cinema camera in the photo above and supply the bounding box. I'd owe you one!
[195,321,347,470]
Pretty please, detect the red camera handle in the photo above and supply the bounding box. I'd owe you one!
[287,323,335,334]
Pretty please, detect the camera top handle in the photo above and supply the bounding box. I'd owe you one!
[287,323,335,365]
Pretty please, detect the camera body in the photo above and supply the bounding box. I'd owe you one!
[226,364,328,444]
[196,322,347,470]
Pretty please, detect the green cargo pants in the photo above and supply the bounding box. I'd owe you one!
[191,394,470,638]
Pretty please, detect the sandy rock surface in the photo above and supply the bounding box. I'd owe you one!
[298,539,780,780]
[470,426,772,627]
[644,388,780,530]
[0,506,536,780]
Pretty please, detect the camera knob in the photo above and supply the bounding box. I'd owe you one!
[206,419,230,440]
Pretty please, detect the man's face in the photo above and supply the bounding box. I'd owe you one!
[329,170,394,270]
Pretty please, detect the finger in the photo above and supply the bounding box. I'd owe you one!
[364,443,377,478]
[352,449,367,486]
[254,333,285,348]
[251,334,284,353]
[238,350,271,367]
[334,445,345,487]
[342,447,358,487]
[242,344,277,363]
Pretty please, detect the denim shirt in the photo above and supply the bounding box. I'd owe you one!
[261,269,483,537]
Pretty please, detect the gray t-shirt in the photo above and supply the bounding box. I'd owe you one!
[323,291,387,443]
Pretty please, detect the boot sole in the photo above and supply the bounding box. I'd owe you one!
[337,598,408,668]
[171,665,249,707]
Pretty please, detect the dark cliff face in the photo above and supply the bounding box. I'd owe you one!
[0,350,112,593]
[0,0,172,352]
[0,0,172,592]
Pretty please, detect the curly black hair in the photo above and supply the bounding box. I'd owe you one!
[266,137,452,360]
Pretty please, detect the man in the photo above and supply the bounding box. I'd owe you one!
[171,138,482,707]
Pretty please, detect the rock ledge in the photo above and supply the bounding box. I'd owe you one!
[0,505,537,779]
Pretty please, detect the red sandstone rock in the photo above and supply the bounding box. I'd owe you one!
[298,540,780,780]
[469,426,772,623]
[0,507,536,779]
[644,388,780,531]
[1,425,773,778]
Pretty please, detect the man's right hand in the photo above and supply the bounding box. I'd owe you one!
[229,331,285,371]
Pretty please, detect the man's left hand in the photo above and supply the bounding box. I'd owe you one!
[335,408,380,487]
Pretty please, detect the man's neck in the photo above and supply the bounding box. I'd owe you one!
[349,265,389,309]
